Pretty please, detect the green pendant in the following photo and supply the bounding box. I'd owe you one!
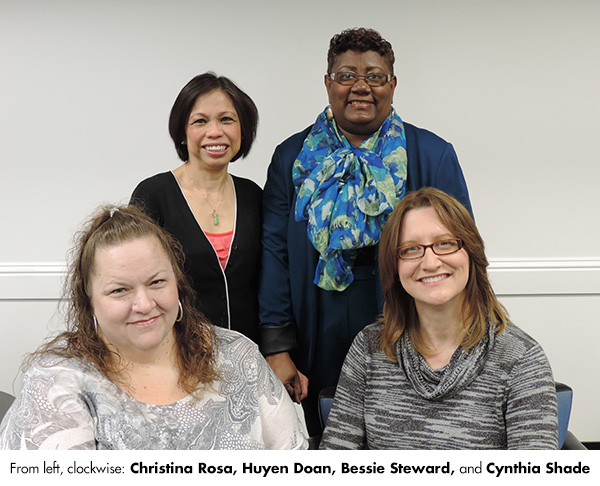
[212,210,219,226]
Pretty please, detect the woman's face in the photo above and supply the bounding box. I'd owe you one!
[185,89,241,170]
[325,50,396,146]
[397,207,469,315]
[89,235,180,361]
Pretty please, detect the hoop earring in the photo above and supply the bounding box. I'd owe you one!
[176,300,183,322]
[93,315,98,333]
[326,105,334,121]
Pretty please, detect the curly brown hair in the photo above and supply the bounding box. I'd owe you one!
[327,27,395,73]
[378,188,509,362]
[30,204,219,393]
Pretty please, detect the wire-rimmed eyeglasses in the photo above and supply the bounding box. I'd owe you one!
[397,238,464,260]
[328,72,394,87]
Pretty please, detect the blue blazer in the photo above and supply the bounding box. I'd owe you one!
[258,123,472,377]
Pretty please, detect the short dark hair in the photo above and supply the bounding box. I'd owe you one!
[168,72,259,162]
[327,27,395,74]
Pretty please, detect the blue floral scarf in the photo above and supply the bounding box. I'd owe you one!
[293,106,408,291]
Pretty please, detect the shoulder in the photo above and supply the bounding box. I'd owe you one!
[273,126,313,159]
[264,126,313,192]
[213,328,276,387]
[357,322,382,341]
[495,323,542,354]
[131,171,175,195]
[134,171,174,187]
[231,175,262,196]
[491,323,550,371]
[214,327,260,358]
[349,322,384,356]
[404,121,453,152]
[22,354,93,389]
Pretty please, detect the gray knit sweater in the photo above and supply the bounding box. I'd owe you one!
[320,322,558,449]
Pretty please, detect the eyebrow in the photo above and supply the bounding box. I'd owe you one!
[336,65,385,72]
[189,110,238,119]
[104,269,168,286]
[400,233,454,245]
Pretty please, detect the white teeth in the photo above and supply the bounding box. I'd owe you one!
[205,145,227,151]
[421,275,448,284]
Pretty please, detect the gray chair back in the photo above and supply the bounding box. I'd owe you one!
[0,391,16,422]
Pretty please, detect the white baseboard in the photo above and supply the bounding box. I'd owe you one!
[1,259,599,300]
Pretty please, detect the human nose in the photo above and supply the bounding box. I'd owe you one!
[420,246,443,269]
[351,76,372,92]
[131,288,154,313]
[205,119,224,137]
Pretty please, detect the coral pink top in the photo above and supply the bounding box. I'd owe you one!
[205,230,234,269]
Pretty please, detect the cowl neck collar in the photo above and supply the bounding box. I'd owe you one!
[398,324,495,401]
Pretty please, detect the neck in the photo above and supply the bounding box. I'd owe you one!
[414,303,466,357]
[107,330,179,370]
[339,127,369,148]
[184,161,229,192]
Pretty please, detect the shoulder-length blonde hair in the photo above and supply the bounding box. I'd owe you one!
[378,187,508,361]
[31,204,218,393]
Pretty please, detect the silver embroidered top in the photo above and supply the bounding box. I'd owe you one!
[0,328,307,450]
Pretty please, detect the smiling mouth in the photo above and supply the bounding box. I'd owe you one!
[129,316,159,327]
[348,100,373,106]
[420,274,450,284]
[203,145,228,152]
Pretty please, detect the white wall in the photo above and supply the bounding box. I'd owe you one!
[1,1,599,441]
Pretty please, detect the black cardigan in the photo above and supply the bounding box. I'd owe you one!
[131,172,262,342]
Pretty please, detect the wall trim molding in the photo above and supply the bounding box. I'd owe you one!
[488,258,600,296]
[1,259,599,301]
[0,263,65,300]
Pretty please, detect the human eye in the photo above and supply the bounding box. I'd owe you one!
[399,244,423,259]
[108,287,127,295]
[191,117,206,125]
[150,278,166,287]
[434,239,459,254]
[220,115,236,123]
[336,72,356,82]
[366,73,384,81]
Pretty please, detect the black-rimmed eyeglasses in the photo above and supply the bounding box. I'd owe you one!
[328,72,394,87]
[397,238,464,260]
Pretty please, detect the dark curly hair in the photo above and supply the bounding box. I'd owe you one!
[30,204,219,393]
[169,72,259,163]
[327,27,395,74]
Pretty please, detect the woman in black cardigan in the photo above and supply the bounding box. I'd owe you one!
[131,73,262,341]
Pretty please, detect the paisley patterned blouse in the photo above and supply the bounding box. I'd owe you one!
[0,328,308,450]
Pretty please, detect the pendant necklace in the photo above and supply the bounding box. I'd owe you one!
[186,165,227,226]
[204,190,223,226]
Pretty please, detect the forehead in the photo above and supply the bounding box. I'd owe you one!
[92,236,172,275]
[400,207,452,242]
[330,50,392,72]
[190,89,236,114]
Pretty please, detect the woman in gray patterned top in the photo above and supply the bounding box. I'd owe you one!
[320,188,558,449]
[0,205,307,450]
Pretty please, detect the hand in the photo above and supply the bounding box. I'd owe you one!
[265,352,309,403]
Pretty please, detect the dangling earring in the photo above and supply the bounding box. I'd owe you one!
[93,315,98,333]
[326,105,334,121]
[176,300,183,322]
